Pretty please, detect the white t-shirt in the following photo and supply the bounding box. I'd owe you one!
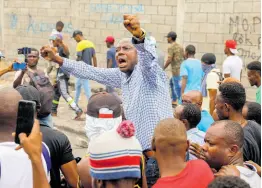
[237,164,261,188]
[202,68,220,112]
[0,142,50,188]
[222,55,243,80]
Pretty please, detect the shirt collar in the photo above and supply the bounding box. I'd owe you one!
[187,127,199,135]
[123,65,137,83]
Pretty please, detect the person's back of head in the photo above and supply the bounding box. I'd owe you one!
[15,85,41,112]
[243,102,261,125]
[218,82,246,112]
[56,21,64,32]
[208,176,251,188]
[88,120,142,188]
[179,103,201,130]
[201,53,216,65]
[152,118,187,158]
[222,77,241,84]
[185,45,196,57]
[86,92,122,142]
[182,90,203,109]
[0,87,22,142]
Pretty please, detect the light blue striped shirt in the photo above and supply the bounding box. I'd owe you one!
[61,37,173,150]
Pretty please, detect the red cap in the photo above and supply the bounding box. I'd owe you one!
[105,36,115,43]
[225,40,238,54]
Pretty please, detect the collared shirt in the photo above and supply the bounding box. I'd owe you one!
[236,163,261,188]
[61,37,173,150]
[187,128,205,160]
[256,86,261,104]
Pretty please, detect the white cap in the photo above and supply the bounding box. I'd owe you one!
[229,48,239,54]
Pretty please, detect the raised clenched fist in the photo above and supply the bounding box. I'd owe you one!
[123,15,143,38]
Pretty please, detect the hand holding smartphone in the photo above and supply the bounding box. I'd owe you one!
[13,62,27,71]
[15,100,36,144]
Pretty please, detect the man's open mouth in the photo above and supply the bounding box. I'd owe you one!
[118,57,127,68]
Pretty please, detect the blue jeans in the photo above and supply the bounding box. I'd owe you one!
[75,78,91,104]
[170,76,181,102]
[39,114,53,128]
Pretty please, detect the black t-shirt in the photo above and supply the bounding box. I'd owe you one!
[40,125,75,188]
[57,47,70,78]
[243,120,261,165]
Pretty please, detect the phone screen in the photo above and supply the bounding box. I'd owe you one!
[15,100,36,144]
[13,62,26,71]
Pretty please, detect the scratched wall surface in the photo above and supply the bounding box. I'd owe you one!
[183,0,261,101]
[0,0,260,101]
[0,0,177,67]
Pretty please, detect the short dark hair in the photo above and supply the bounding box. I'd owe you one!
[31,48,39,53]
[180,103,201,129]
[245,102,261,125]
[218,82,246,111]
[212,120,244,149]
[247,61,261,75]
[56,21,64,27]
[201,53,216,65]
[185,45,196,55]
[208,176,251,188]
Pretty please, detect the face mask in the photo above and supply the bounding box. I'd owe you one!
[202,63,211,72]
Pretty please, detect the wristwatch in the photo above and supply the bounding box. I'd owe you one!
[132,28,146,44]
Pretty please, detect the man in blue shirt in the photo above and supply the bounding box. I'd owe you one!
[182,90,214,132]
[180,45,203,96]
[105,36,117,94]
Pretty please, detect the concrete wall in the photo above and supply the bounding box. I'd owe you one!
[0,0,260,100]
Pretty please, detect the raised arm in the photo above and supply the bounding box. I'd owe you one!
[122,14,160,86]
[39,49,122,88]
[13,70,26,88]
[133,37,159,86]
[0,63,13,77]
[17,120,50,188]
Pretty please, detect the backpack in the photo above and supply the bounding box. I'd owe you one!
[27,70,54,118]
[214,71,224,82]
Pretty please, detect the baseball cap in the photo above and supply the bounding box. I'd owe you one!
[166,31,177,39]
[201,53,216,65]
[72,30,83,38]
[15,85,41,109]
[49,33,63,41]
[87,92,121,118]
[105,36,115,43]
[225,40,238,54]
[0,51,5,58]
[89,120,142,180]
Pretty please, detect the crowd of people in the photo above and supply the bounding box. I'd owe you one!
[0,14,261,188]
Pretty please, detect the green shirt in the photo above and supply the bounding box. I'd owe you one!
[256,86,261,104]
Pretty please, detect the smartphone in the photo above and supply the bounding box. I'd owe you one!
[15,100,36,144]
[13,62,26,71]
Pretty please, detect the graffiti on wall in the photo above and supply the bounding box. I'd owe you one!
[8,13,74,34]
[229,16,261,62]
[89,3,144,24]
[27,15,73,34]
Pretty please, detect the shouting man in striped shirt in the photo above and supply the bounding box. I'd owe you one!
[40,15,173,151]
